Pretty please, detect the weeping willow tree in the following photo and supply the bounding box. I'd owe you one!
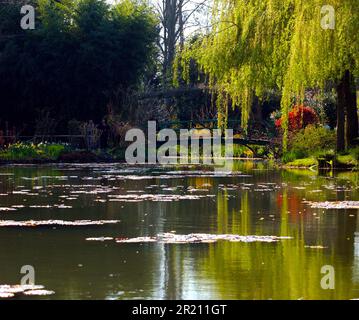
[175,0,358,151]
[175,0,295,131]
[282,0,358,150]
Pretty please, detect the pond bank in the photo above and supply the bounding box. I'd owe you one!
[283,155,358,170]
[1,147,357,172]
[0,150,117,165]
[1,155,357,172]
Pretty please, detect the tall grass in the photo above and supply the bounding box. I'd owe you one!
[0,142,68,161]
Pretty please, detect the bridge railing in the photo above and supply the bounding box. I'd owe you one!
[158,119,276,139]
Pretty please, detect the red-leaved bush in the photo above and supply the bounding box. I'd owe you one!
[275,105,318,132]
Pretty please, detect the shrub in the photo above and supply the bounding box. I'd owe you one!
[315,149,335,159]
[349,147,359,161]
[289,125,336,157]
[285,158,317,167]
[233,144,253,158]
[0,142,68,161]
[1,143,38,160]
[276,105,319,132]
[336,154,358,168]
[282,150,307,163]
[38,143,67,160]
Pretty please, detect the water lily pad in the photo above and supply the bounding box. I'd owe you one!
[0,285,53,299]
[304,201,359,209]
[113,233,292,244]
[23,290,55,296]
[304,245,328,249]
[86,237,114,241]
[0,220,120,228]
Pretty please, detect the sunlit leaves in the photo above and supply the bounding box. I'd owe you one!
[177,0,358,142]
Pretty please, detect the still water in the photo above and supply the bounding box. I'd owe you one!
[0,161,358,300]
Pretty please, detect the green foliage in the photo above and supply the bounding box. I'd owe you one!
[285,158,317,167]
[233,144,253,158]
[314,149,335,159]
[349,147,359,161]
[282,150,307,164]
[176,0,358,149]
[334,147,359,168]
[0,0,158,131]
[39,143,68,159]
[280,1,357,148]
[336,154,358,167]
[233,144,269,158]
[176,0,295,129]
[289,125,336,157]
[0,142,68,161]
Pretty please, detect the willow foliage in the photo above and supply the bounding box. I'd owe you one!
[281,0,358,147]
[176,0,295,130]
[176,0,358,145]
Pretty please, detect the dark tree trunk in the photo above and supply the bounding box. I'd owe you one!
[346,71,358,146]
[336,71,348,152]
[251,96,263,123]
[162,0,178,88]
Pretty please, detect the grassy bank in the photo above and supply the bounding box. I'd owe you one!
[284,151,358,170]
[1,142,357,171]
[0,143,114,164]
[0,143,67,162]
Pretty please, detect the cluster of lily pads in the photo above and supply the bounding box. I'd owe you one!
[303,201,359,209]
[87,233,293,244]
[0,220,120,228]
[0,285,54,298]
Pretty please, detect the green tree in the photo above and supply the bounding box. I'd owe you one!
[281,0,358,151]
[176,0,295,131]
[177,0,358,150]
[0,0,158,132]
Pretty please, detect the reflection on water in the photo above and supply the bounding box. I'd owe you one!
[0,161,358,300]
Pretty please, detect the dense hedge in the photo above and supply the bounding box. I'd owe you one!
[0,0,158,133]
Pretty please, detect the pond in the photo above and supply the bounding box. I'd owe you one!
[0,161,358,300]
